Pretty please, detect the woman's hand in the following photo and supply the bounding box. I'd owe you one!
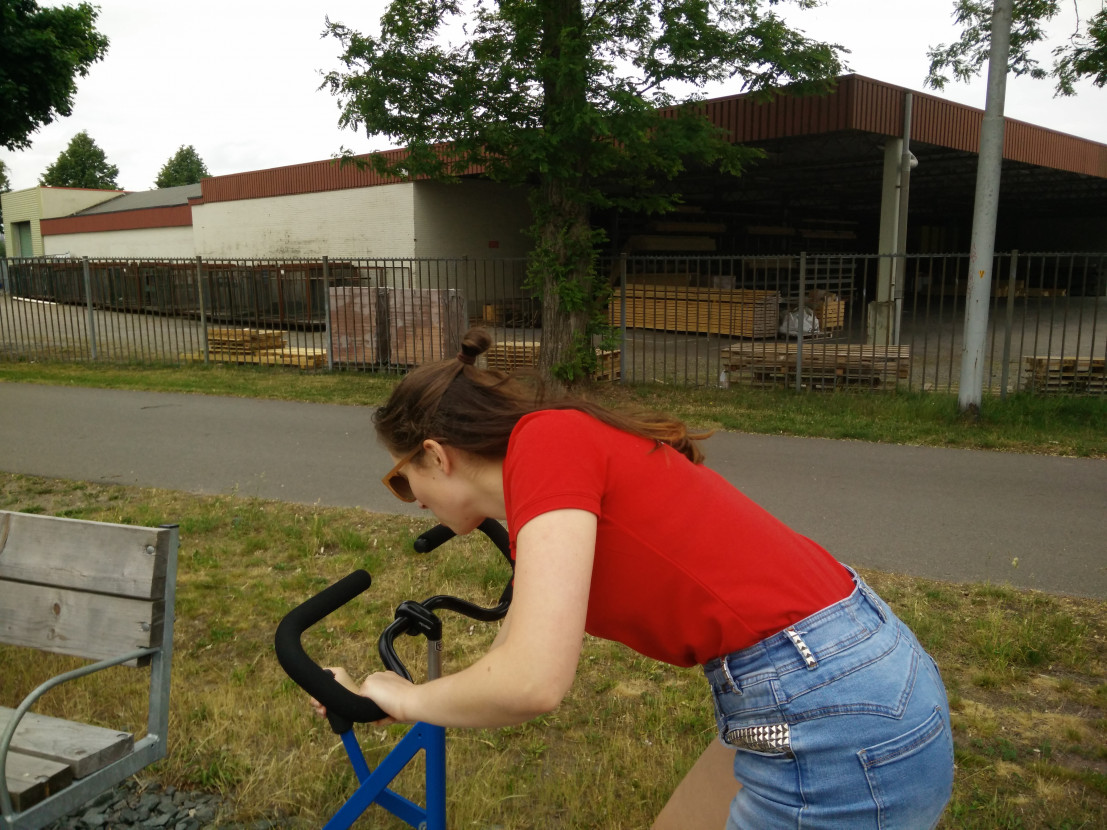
[358,671,416,726]
[309,666,360,719]
[307,666,408,727]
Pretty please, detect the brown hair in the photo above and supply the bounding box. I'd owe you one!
[372,328,709,464]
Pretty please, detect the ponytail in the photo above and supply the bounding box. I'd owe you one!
[373,328,709,464]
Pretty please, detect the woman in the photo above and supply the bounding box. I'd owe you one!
[318,328,954,829]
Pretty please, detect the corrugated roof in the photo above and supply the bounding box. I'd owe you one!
[75,183,203,215]
[192,74,1106,211]
[687,74,1106,178]
[198,149,485,204]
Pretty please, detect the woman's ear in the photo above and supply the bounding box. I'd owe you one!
[422,439,452,474]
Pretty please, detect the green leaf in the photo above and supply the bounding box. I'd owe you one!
[322,0,843,382]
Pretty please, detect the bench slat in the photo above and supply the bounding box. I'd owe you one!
[0,511,168,599]
[0,581,161,660]
[3,749,74,811]
[0,707,133,779]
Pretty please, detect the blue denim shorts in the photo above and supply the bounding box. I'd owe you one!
[703,572,954,829]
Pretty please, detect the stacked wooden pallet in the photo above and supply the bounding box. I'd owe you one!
[1024,356,1106,394]
[593,350,621,383]
[479,297,542,327]
[610,286,780,338]
[721,342,912,390]
[387,288,467,365]
[484,340,541,372]
[482,340,621,382]
[330,286,383,364]
[207,327,287,351]
[804,291,846,331]
[329,287,467,366]
[814,297,846,331]
[183,327,326,369]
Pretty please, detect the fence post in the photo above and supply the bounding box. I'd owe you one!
[619,253,627,384]
[323,256,333,372]
[1000,249,1019,398]
[82,257,98,361]
[796,252,806,392]
[195,256,209,364]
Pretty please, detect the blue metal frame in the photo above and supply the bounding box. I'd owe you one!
[322,721,447,830]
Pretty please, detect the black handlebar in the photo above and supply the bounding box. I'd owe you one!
[412,522,457,552]
[413,518,511,563]
[274,519,513,732]
[274,569,389,726]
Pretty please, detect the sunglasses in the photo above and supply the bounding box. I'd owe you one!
[381,445,422,503]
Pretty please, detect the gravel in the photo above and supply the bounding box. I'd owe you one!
[42,778,285,830]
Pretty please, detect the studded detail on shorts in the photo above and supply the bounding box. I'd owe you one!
[785,626,818,669]
[725,723,794,756]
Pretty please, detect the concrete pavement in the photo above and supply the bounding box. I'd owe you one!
[1,382,1104,598]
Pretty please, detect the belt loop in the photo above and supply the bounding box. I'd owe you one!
[785,627,818,669]
[859,580,888,622]
[721,658,742,695]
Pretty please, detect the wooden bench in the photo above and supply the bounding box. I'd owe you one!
[0,511,178,830]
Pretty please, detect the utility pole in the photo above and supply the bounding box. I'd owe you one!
[958,0,1012,418]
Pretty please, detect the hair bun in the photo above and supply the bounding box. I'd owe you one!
[458,328,493,364]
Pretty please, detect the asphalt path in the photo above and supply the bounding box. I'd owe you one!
[1,383,1104,598]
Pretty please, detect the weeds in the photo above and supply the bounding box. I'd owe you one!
[1,473,1105,828]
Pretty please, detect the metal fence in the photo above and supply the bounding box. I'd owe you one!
[1,252,1104,395]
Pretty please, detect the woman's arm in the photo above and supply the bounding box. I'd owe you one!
[358,508,597,729]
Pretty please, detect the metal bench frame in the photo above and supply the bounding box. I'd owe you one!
[0,513,178,830]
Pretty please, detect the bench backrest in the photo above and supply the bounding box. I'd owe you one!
[0,511,173,663]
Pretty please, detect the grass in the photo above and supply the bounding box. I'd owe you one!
[1,474,1105,829]
[1,362,1106,826]
[2,361,1106,457]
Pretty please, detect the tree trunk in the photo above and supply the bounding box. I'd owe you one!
[532,178,594,388]
[532,0,595,388]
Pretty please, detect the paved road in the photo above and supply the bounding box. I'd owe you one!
[1,382,1104,598]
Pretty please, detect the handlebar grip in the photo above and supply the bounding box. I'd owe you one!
[414,519,511,565]
[476,517,512,566]
[276,522,514,730]
[274,570,389,725]
[413,523,456,553]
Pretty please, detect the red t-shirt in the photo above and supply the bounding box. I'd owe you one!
[503,410,853,667]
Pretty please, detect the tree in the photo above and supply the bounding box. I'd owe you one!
[1054,5,1107,93]
[925,1,1106,417]
[926,0,1107,95]
[0,159,10,226]
[155,145,210,188]
[323,0,843,384]
[0,1,110,151]
[40,131,120,189]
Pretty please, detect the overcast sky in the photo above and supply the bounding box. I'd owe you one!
[3,0,1105,192]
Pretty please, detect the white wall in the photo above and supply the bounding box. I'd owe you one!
[14,179,536,265]
[43,226,195,259]
[413,179,532,259]
[408,179,534,318]
[191,184,418,258]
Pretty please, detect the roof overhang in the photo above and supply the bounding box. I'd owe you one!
[670,74,1107,226]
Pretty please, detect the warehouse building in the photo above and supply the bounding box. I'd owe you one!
[3,74,1105,265]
